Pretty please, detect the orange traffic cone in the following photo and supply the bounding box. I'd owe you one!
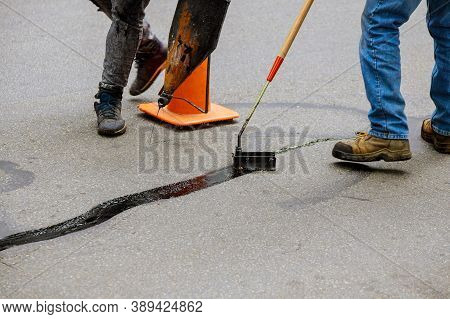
[139,58,239,126]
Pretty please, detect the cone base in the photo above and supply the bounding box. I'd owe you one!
[139,102,240,127]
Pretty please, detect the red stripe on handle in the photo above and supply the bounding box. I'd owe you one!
[267,56,285,82]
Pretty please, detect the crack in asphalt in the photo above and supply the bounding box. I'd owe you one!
[0,136,365,252]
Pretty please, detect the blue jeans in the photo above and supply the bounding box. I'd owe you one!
[360,0,450,139]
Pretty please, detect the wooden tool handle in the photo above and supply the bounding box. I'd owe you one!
[267,0,315,81]
[279,0,315,58]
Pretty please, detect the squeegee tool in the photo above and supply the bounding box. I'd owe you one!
[233,0,315,171]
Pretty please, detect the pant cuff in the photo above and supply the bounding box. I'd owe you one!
[98,82,123,94]
[369,130,409,140]
[431,124,450,137]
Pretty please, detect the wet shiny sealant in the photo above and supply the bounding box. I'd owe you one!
[0,136,370,252]
[0,166,250,252]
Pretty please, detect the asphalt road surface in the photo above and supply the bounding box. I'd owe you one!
[0,0,448,298]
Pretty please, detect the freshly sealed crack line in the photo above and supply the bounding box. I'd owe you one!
[0,136,357,252]
[0,167,248,251]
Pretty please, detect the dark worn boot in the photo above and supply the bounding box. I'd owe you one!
[94,90,126,136]
[421,119,450,154]
[129,35,167,96]
[332,132,412,162]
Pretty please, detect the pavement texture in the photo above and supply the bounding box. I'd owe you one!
[0,0,449,298]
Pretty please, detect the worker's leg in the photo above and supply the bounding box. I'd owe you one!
[421,0,450,153]
[94,0,150,136]
[89,0,166,97]
[89,0,156,54]
[100,0,151,91]
[332,0,424,162]
[427,0,450,136]
[360,0,422,140]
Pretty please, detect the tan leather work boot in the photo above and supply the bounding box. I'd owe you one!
[421,119,450,154]
[332,132,412,162]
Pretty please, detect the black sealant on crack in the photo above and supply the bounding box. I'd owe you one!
[0,137,358,252]
[0,167,250,252]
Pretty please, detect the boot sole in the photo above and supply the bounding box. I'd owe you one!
[421,130,450,154]
[129,62,166,97]
[98,125,127,137]
[332,149,412,162]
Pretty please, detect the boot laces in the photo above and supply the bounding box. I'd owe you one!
[355,132,369,142]
[98,107,119,119]
[95,94,121,119]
